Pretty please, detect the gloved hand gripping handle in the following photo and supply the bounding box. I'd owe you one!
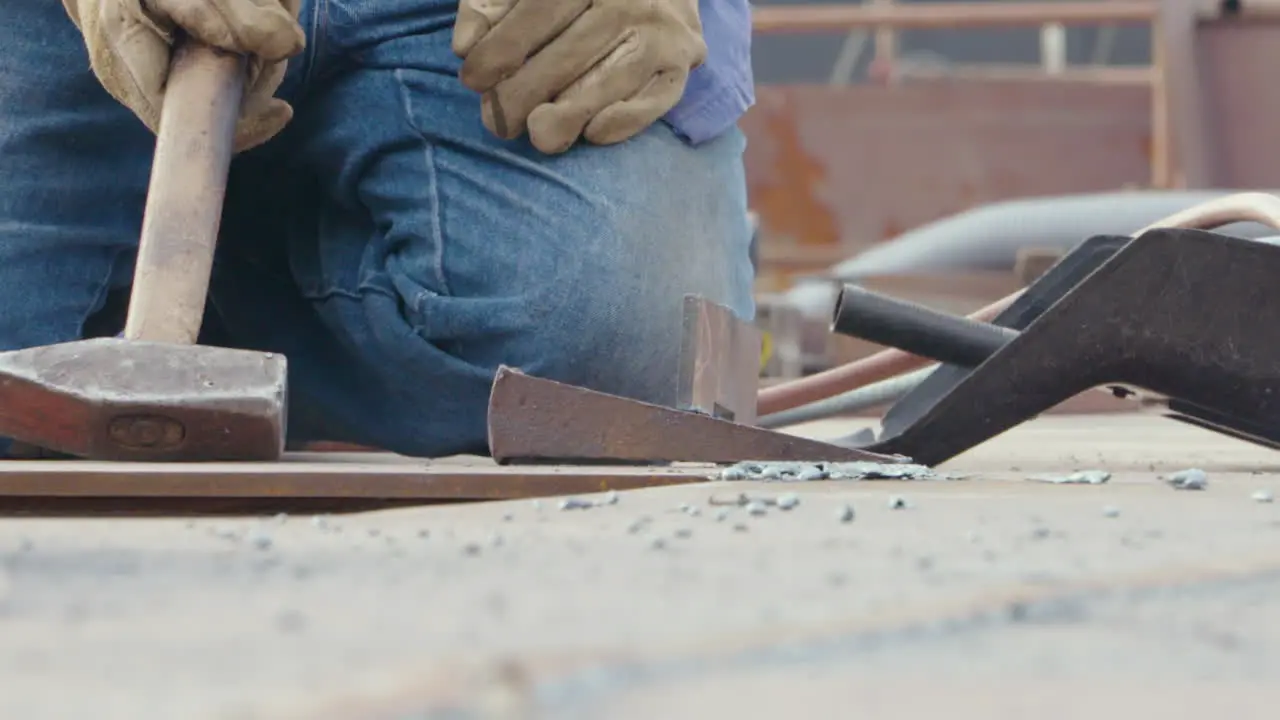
[124,39,247,345]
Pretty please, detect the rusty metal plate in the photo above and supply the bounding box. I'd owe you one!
[487,366,901,465]
[0,453,709,509]
[742,82,1153,260]
[675,295,762,424]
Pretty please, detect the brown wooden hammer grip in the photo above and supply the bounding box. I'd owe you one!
[124,40,247,345]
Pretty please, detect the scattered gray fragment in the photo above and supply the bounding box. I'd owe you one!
[627,516,653,534]
[1031,527,1052,541]
[715,509,730,522]
[684,505,702,517]
[275,610,307,634]
[211,526,240,541]
[272,513,289,525]
[674,528,693,539]
[310,515,329,530]
[462,543,482,556]
[888,496,908,510]
[650,538,667,550]
[776,493,800,511]
[708,493,749,507]
[732,523,749,533]
[836,505,855,523]
[247,531,273,551]
[561,492,621,511]
[716,460,937,483]
[1252,489,1275,504]
[1167,468,1208,491]
[502,513,514,522]
[1102,505,1121,518]
[745,500,769,516]
[1028,470,1111,485]
[796,466,826,482]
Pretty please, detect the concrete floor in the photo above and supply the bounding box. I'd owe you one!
[2,415,1280,719]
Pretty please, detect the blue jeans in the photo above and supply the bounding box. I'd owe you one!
[0,0,755,457]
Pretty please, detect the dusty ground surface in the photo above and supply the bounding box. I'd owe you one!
[2,415,1280,719]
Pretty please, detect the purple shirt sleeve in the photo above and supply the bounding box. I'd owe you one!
[662,0,756,146]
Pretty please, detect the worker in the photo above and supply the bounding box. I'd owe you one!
[0,0,756,458]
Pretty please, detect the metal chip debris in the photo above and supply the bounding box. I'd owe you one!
[247,531,273,551]
[1167,468,1208,491]
[715,460,938,482]
[557,491,620,510]
[745,500,769,516]
[1252,489,1274,504]
[1028,470,1111,485]
[1102,505,1121,518]
[627,516,653,535]
[776,493,800,511]
[888,496,909,510]
[836,505,855,523]
[709,493,749,506]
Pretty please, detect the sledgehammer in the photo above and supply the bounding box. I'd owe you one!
[0,40,287,462]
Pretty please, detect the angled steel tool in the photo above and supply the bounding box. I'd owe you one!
[0,40,286,462]
[832,228,1280,466]
[487,367,902,465]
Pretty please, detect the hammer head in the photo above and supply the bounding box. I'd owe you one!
[0,338,286,461]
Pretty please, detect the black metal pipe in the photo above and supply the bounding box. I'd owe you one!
[832,284,1018,367]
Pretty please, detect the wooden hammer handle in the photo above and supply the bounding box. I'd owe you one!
[124,40,247,345]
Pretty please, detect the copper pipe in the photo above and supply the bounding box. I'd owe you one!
[752,1,1159,34]
[757,192,1280,416]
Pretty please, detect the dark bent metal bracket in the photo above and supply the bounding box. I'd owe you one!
[850,229,1280,466]
[675,295,762,424]
[487,367,902,465]
[877,233,1130,440]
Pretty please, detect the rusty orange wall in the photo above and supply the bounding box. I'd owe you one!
[742,81,1154,255]
[1197,22,1280,189]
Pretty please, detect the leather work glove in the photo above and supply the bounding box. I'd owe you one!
[452,0,707,154]
[61,0,306,152]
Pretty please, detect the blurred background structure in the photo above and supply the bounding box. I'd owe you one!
[745,0,1280,379]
